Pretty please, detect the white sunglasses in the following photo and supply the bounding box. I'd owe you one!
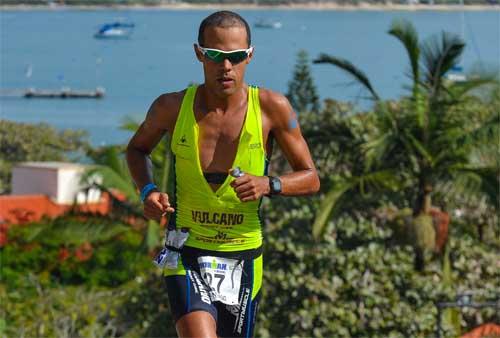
[197,45,253,64]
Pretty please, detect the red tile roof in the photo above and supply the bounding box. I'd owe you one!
[0,193,112,224]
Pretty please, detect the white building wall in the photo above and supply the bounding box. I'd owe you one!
[57,168,85,204]
[11,162,102,205]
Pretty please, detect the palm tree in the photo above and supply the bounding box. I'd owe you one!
[83,118,174,252]
[311,19,498,267]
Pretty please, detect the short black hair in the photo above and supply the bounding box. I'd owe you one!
[198,11,251,48]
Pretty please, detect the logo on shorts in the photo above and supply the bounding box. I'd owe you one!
[237,288,251,333]
[189,270,211,304]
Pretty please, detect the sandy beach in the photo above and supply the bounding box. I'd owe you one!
[1,2,498,11]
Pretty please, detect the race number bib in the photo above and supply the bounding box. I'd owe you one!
[197,256,243,305]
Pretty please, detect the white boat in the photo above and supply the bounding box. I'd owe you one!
[445,65,467,82]
[254,19,282,29]
[94,22,134,39]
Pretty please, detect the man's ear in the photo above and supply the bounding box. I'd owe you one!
[246,46,254,64]
[194,44,204,62]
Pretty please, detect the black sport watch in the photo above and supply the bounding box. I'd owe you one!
[268,176,282,196]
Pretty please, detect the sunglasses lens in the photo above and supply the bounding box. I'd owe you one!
[205,50,224,62]
[227,51,248,64]
[203,49,248,64]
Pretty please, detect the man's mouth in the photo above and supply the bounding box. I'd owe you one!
[218,77,235,88]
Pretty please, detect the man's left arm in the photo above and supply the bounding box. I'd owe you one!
[231,91,320,201]
[265,92,320,196]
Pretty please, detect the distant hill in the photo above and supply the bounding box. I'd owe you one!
[0,0,497,6]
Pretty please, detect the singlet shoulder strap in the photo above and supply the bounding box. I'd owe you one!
[171,85,197,152]
[246,85,264,151]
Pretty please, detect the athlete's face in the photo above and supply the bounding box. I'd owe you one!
[194,25,253,98]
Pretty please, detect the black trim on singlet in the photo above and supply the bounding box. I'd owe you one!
[203,172,228,184]
[167,155,178,231]
[257,157,270,226]
[181,245,262,260]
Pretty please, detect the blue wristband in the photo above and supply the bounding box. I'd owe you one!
[140,183,158,202]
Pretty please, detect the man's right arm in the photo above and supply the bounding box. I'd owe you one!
[126,92,182,219]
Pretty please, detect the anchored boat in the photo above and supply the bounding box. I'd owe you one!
[94,22,134,39]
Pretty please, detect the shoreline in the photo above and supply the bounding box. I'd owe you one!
[1,3,498,11]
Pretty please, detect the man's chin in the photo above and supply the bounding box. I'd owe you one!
[215,85,237,97]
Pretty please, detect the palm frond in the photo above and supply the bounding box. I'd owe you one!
[421,32,465,94]
[445,165,499,209]
[312,170,401,239]
[120,116,141,133]
[143,220,161,251]
[406,132,436,167]
[314,54,380,101]
[357,170,402,193]
[83,165,138,203]
[461,113,500,148]
[28,218,129,245]
[101,146,130,180]
[363,133,392,170]
[388,19,420,84]
[447,76,497,99]
[312,178,354,239]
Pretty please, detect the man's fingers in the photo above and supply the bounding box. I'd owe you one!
[230,175,250,188]
[239,192,258,202]
[144,204,164,217]
[236,188,259,201]
[162,207,175,215]
[158,193,170,207]
[234,182,254,194]
[144,193,174,220]
[158,193,175,213]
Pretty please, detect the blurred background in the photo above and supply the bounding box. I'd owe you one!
[1,1,499,337]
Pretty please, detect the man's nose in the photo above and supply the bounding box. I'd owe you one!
[221,58,232,71]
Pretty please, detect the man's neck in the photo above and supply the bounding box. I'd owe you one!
[200,83,248,113]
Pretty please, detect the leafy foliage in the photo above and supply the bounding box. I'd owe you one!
[312,19,499,250]
[0,120,89,193]
[2,18,498,338]
[286,50,321,114]
[2,215,150,288]
[256,205,499,337]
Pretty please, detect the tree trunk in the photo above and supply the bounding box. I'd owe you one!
[412,176,435,271]
[414,176,433,216]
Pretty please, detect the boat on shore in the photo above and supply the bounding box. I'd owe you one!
[24,87,105,99]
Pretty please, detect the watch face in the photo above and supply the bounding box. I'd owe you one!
[270,177,282,194]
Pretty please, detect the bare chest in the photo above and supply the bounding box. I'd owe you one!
[196,110,246,172]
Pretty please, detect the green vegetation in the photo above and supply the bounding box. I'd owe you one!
[1,19,498,337]
[312,19,498,269]
[287,50,320,115]
[0,120,89,194]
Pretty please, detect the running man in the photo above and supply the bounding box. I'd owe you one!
[126,10,320,338]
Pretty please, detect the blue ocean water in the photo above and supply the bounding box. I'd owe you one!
[1,9,498,145]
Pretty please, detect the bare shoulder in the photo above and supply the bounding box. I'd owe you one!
[258,87,295,130]
[144,89,186,134]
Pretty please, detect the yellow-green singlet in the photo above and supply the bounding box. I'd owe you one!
[170,84,267,252]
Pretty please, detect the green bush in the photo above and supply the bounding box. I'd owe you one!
[255,202,499,337]
[2,215,151,288]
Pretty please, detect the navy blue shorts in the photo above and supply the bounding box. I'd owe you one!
[164,246,263,338]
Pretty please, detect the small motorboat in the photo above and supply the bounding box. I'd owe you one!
[444,65,467,82]
[94,22,134,39]
[254,19,282,29]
